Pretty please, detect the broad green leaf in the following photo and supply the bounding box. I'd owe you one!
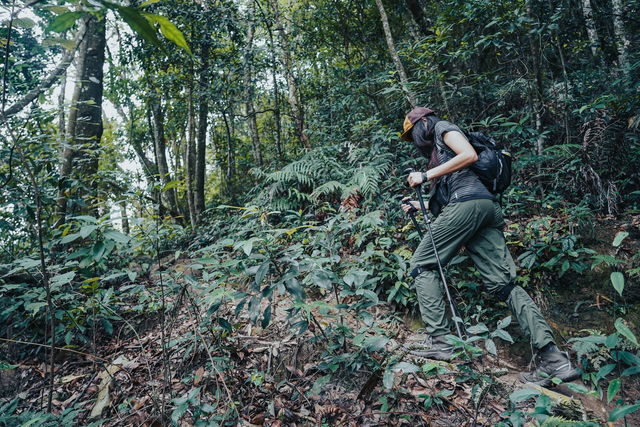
[51,271,76,289]
[42,37,77,50]
[171,403,188,424]
[613,232,629,247]
[25,302,47,316]
[492,329,514,343]
[565,383,593,395]
[46,11,84,32]
[217,317,232,332]
[615,318,638,347]
[60,233,81,244]
[104,229,130,244]
[42,6,70,15]
[93,241,106,263]
[497,316,512,329]
[605,333,619,349]
[363,336,389,353]
[509,388,541,403]
[356,288,379,304]
[0,361,18,370]
[621,366,640,377]
[467,323,489,334]
[80,225,99,239]
[261,305,272,329]
[609,403,640,422]
[607,378,622,404]
[141,12,193,56]
[255,261,270,287]
[485,338,497,355]
[383,369,394,389]
[284,278,305,302]
[595,364,616,383]
[14,18,36,29]
[102,318,113,335]
[611,272,625,296]
[114,5,163,50]
[140,0,162,6]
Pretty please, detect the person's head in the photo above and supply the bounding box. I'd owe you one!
[401,107,441,166]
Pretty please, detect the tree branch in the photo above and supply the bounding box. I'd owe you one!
[1,26,87,124]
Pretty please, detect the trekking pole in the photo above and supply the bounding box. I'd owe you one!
[395,195,424,239]
[404,168,466,341]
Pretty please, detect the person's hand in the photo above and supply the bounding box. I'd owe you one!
[407,171,425,187]
[401,197,420,214]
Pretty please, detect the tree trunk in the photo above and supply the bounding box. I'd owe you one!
[194,44,209,219]
[244,0,263,167]
[526,0,545,155]
[151,98,180,216]
[404,0,432,38]
[186,81,197,228]
[580,0,599,58]
[375,0,417,108]
[75,17,106,216]
[270,0,310,149]
[611,0,629,75]
[54,16,90,227]
[119,201,129,235]
[264,4,283,162]
[222,109,236,204]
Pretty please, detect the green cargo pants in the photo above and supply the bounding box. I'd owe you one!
[409,198,555,350]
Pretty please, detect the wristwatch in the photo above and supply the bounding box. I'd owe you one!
[421,172,429,183]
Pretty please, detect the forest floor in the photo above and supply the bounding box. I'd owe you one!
[2,220,640,426]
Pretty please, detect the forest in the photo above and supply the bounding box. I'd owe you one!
[0,0,639,425]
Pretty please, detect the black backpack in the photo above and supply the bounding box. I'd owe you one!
[466,132,512,194]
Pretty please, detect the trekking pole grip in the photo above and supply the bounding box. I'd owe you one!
[404,168,430,222]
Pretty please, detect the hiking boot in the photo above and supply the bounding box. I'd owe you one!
[402,335,454,361]
[519,345,580,387]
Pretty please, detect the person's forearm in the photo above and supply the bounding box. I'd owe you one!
[424,150,477,181]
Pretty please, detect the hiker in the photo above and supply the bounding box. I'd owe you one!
[399,107,579,387]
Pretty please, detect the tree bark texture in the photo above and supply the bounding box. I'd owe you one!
[195,43,209,218]
[580,0,599,58]
[74,18,106,213]
[151,98,180,216]
[186,82,197,228]
[244,0,263,167]
[375,0,417,108]
[611,0,629,74]
[264,3,283,162]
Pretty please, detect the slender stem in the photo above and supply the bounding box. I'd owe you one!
[1,2,55,413]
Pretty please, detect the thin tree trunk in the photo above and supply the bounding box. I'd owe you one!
[611,0,629,75]
[186,81,197,227]
[75,17,106,215]
[270,0,310,149]
[244,0,263,167]
[526,0,545,155]
[404,0,432,38]
[119,201,129,235]
[580,0,599,58]
[222,109,236,203]
[151,98,180,216]
[194,44,209,218]
[264,4,283,162]
[55,16,90,227]
[375,0,417,108]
